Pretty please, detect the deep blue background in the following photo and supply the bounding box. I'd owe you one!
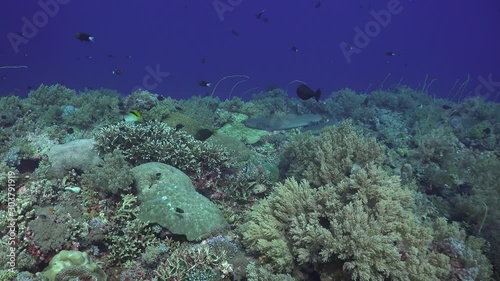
[1,0,499,101]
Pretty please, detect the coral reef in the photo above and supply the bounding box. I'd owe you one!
[42,250,106,281]
[282,119,384,187]
[0,84,498,280]
[47,139,102,178]
[81,151,133,194]
[240,167,492,280]
[94,121,232,197]
[131,162,229,241]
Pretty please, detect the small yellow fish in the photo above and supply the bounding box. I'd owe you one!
[124,110,141,122]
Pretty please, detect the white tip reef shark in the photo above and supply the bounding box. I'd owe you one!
[242,114,323,131]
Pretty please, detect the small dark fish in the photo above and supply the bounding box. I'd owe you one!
[231,29,240,36]
[112,69,123,76]
[255,10,268,22]
[195,128,215,141]
[198,80,212,87]
[26,85,33,90]
[85,55,93,59]
[174,207,185,213]
[75,32,94,42]
[255,9,265,19]
[157,95,165,101]
[67,127,74,134]
[106,54,114,58]
[201,57,206,64]
[126,55,132,59]
[0,76,6,80]
[175,106,183,111]
[483,128,491,135]
[386,51,398,57]
[442,105,453,110]
[296,84,321,101]
[315,1,321,8]
[291,46,299,52]
[175,124,184,131]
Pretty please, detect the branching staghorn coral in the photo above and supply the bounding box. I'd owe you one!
[94,121,232,195]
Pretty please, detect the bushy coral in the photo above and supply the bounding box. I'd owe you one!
[27,217,71,254]
[153,242,233,281]
[282,119,384,187]
[245,262,295,281]
[123,89,159,111]
[0,95,22,128]
[60,89,122,129]
[243,89,292,117]
[24,84,76,126]
[81,151,133,194]
[240,166,492,280]
[4,147,21,167]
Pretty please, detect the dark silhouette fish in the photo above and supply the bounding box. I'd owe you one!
[198,80,212,87]
[296,84,321,101]
[75,32,94,42]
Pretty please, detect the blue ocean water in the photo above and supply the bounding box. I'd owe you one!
[1,0,499,101]
[0,1,499,280]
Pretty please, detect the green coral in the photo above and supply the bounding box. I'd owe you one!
[24,84,76,126]
[105,219,158,265]
[217,113,268,144]
[466,120,492,139]
[81,151,134,194]
[94,121,229,181]
[240,165,492,280]
[283,119,384,187]
[154,242,232,281]
[245,262,295,281]
[123,89,159,111]
[42,250,106,281]
[0,270,17,280]
[61,89,122,129]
